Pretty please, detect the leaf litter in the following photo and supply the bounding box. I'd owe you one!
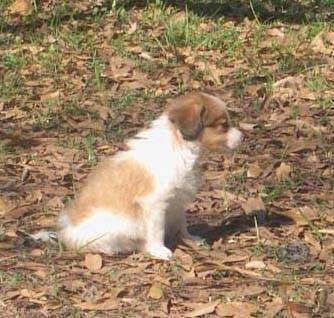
[0,1,334,317]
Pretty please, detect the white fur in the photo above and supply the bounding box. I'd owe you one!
[59,111,242,260]
[59,210,144,254]
[227,127,243,149]
[59,115,201,260]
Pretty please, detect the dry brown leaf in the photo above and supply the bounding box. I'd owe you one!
[20,289,45,299]
[247,163,262,178]
[326,32,334,45]
[84,254,102,271]
[30,249,44,257]
[241,197,266,216]
[185,300,221,317]
[275,162,291,181]
[216,301,257,317]
[311,32,331,54]
[0,196,14,216]
[287,301,312,314]
[148,282,164,300]
[127,21,137,34]
[4,203,38,219]
[287,140,317,153]
[265,297,284,318]
[40,90,60,101]
[225,285,265,298]
[5,228,17,238]
[266,263,282,274]
[73,298,118,311]
[161,298,172,314]
[245,260,266,270]
[4,290,21,301]
[285,206,318,226]
[139,52,153,60]
[34,269,47,279]
[304,232,321,256]
[267,27,285,39]
[173,248,193,270]
[239,122,257,131]
[7,0,33,15]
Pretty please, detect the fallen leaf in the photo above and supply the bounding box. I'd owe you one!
[239,122,257,131]
[84,254,102,271]
[241,197,266,216]
[0,196,13,216]
[267,27,285,39]
[7,0,33,15]
[139,52,153,60]
[30,249,44,257]
[73,298,118,311]
[311,32,331,54]
[185,300,221,317]
[287,301,312,314]
[275,162,291,181]
[245,260,266,270]
[265,297,284,318]
[161,298,172,314]
[225,285,265,298]
[4,290,21,301]
[287,139,317,153]
[326,32,334,45]
[5,229,17,238]
[40,90,60,101]
[266,263,282,274]
[148,282,164,300]
[173,248,193,270]
[247,163,262,178]
[127,21,137,34]
[4,203,38,219]
[34,269,47,279]
[216,301,257,317]
[304,232,321,256]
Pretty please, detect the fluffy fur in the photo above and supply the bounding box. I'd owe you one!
[58,92,243,260]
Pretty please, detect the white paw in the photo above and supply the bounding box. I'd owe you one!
[146,245,173,260]
[182,232,204,245]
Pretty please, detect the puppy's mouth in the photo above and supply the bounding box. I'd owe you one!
[226,128,243,150]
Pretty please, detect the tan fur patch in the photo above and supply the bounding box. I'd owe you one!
[199,127,229,151]
[66,158,154,225]
[167,92,231,149]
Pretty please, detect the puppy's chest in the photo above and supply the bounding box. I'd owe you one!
[171,168,201,203]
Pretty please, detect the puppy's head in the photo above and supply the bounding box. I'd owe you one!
[167,92,243,152]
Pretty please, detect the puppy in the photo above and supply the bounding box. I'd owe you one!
[58,92,243,260]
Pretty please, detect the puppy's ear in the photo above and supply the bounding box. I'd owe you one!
[167,97,206,141]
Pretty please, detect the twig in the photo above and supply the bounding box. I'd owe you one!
[249,0,261,25]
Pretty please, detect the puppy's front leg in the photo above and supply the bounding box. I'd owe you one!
[144,209,172,260]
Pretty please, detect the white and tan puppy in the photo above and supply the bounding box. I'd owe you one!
[58,92,243,260]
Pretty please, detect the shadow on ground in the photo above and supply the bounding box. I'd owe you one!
[2,0,333,35]
[188,211,294,245]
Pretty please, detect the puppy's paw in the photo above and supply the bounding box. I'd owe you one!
[187,233,202,242]
[181,232,205,246]
[146,244,172,260]
[182,231,203,245]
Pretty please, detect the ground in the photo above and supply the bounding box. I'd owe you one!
[0,1,333,317]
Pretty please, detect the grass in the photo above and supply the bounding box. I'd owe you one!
[0,270,24,286]
[89,50,106,90]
